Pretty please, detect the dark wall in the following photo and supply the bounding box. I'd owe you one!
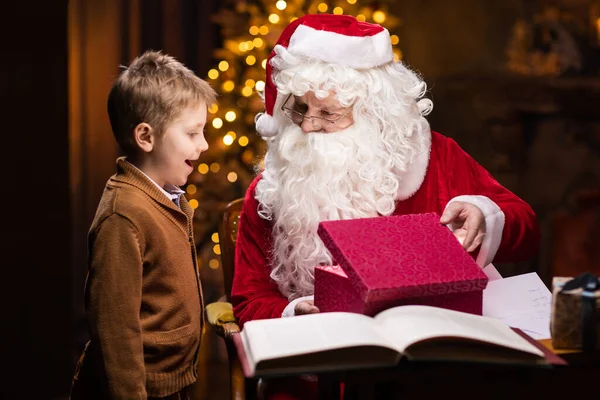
[0,2,72,398]
[392,0,520,79]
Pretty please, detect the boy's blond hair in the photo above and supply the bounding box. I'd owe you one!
[107,50,217,155]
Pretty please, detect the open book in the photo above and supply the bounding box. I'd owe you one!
[234,305,564,377]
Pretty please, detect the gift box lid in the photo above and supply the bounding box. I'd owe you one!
[317,212,488,304]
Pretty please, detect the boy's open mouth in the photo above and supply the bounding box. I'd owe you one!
[185,160,193,167]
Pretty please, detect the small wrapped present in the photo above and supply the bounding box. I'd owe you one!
[551,273,600,351]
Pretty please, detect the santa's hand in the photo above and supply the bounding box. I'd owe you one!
[294,300,320,315]
[440,201,486,253]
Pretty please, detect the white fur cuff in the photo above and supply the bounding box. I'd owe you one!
[282,295,315,318]
[445,195,505,268]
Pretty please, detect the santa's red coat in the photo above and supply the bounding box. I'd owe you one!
[231,131,540,326]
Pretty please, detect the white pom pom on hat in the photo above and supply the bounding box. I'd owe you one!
[255,14,394,138]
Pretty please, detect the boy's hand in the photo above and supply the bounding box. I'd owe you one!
[440,201,486,253]
[295,300,320,315]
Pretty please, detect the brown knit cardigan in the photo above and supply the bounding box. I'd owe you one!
[71,157,204,399]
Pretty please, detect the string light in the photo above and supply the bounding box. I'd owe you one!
[249,26,259,35]
[373,11,386,24]
[241,149,254,163]
[268,14,280,24]
[213,244,221,255]
[208,104,218,114]
[188,199,199,209]
[246,55,256,65]
[208,69,219,79]
[393,48,402,61]
[276,0,287,10]
[241,86,253,97]
[253,38,264,48]
[212,118,223,129]
[186,184,197,194]
[211,232,219,243]
[259,25,269,35]
[238,136,249,146]
[208,259,219,269]
[317,3,328,12]
[218,61,229,71]
[333,7,343,14]
[222,80,235,92]
[225,111,237,122]
[223,134,234,146]
[227,172,238,183]
[210,163,220,173]
[197,163,209,174]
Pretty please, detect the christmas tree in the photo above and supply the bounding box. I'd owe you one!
[187,0,401,296]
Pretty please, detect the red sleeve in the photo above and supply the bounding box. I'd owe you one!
[438,133,541,263]
[230,175,289,327]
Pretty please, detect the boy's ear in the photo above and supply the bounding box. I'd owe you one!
[133,122,154,153]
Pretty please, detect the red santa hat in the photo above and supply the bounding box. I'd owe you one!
[255,14,394,137]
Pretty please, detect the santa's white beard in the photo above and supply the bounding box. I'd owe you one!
[256,118,404,300]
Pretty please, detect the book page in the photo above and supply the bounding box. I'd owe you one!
[483,272,552,339]
[374,305,544,357]
[242,312,393,364]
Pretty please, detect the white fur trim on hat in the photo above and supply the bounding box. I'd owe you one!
[288,24,393,69]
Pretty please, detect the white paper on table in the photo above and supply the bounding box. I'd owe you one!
[482,272,552,340]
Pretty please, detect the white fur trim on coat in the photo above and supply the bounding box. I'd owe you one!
[445,195,505,268]
[395,129,431,200]
[282,295,315,317]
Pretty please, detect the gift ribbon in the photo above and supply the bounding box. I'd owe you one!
[560,272,600,352]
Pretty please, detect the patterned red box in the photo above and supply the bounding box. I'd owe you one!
[314,213,488,316]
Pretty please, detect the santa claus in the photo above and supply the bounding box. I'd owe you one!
[231,14,539,325]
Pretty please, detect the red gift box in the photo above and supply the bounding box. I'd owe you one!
[314,213,488,316]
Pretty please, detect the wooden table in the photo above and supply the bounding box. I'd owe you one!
[316,341,600,400]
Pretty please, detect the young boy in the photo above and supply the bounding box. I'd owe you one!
[70,50,216,400]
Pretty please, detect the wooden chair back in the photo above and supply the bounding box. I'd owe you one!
[218,198,244,301]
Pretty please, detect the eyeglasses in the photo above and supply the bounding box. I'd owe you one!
[280,94,352,131]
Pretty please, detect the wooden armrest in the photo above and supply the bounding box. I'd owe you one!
[221,321,241,339]
[205,302,248,400]
[205,301,241,340]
